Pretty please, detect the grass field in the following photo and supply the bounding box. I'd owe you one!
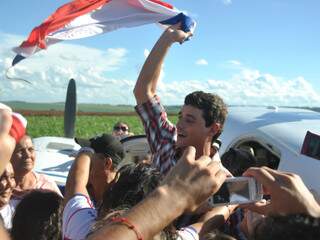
[26,115,178,138]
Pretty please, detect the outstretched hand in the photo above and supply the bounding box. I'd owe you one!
[241,167,320,217]
[162,146,227,212]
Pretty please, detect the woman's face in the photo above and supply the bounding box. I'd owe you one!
[0,163,16,208]
[11,136,36,174]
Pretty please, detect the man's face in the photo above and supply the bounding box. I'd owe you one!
[89,154,106,187]
[176,105,213,153]
[11,136,36,173]
[112,123,129,137]
[0,163,16,208]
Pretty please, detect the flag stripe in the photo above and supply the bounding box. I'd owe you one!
[147,0,173,9]
[20,0,110,49]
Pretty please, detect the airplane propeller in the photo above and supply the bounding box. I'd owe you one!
[64,79,77,138]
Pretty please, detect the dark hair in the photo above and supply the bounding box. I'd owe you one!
[90,164,176,239]
[11,190,63,240]
[99,163,161,215]
[184,91,228,139]
[253,214,320,240]
[221,148,258,176]
[202,230,236,240]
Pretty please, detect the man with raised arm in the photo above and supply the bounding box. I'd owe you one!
[134,25,228,175]
[63,134,124,240]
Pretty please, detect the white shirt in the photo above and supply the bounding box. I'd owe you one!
[0,199,20,229]
[177,226,199,240]
[62,194,97,240]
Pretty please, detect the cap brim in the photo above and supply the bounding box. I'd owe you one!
[74,138,91,147]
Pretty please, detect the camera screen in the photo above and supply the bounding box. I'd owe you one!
[212,179,250,204]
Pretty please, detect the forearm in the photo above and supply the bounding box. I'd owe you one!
[64,153,91,203]
[87,185,186,240]
[196,205,237,237]
[134,31,173,104]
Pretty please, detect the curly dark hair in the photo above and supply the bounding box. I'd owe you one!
[184,91,228,139]
[11,190,63,240]
[90,163,176,239]
[99,163,161,216]
[253,214,320,240]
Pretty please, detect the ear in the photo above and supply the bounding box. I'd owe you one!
[104,157,113,171]
[209,122,221,137]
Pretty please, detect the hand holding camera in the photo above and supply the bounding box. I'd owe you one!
[242,167,320,217]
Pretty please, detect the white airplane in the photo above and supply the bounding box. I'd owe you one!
[219,106,320,197]
[33,81,320,197]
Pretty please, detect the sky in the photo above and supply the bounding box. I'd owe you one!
[0,0,320,106]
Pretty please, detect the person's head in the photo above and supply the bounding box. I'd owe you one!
[11,190,63,240]
[76,134,125,195]
[10,135,35,176]
[221,148,258,176]
[253,214,320,240]
[0,163,16,209]
[99,163,161,216]
[112,122,130,137]
[176,91,227,155]
[90,163,176,239]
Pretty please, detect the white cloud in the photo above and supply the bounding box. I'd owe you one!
[222,0,232,6]
[0,32,135,104]
[195,59,208,66]
[143,49,150,58]
[156,64,320,107]
[0,33,319,107]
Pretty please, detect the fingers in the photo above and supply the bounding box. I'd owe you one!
[243,167,279,190]
[213,168,227,191]
[181,146,196,164]
[0,110,13,134]
[240,199,271,215]
[203,141,211,157]
[211,151,221,163]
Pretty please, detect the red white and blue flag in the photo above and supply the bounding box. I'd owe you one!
[12,0,196,67]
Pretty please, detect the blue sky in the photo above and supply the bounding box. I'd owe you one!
[0,0,319,106]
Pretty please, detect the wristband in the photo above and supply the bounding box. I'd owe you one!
[110,217,143,240]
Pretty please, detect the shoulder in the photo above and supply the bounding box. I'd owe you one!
[34,172,62,195]
[63,194,97,240]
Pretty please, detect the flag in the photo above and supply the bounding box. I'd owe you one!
[12,0,196,66]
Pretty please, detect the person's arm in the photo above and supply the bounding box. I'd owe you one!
[242,167,320,218]
[64,152,92,205]
[133,25,192,104]
[87,146,227,240]
[188,205,237,237]
[0,109,15,175]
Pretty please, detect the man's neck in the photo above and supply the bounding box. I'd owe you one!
[93,171,117,205]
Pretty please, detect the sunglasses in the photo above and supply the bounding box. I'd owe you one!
[113,126,129,132]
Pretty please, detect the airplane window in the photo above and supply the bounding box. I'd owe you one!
[235,141,280,169]
[46,142,75,151]
[301,131,320,160]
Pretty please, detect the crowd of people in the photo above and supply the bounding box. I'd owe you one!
[0,24,319,240]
